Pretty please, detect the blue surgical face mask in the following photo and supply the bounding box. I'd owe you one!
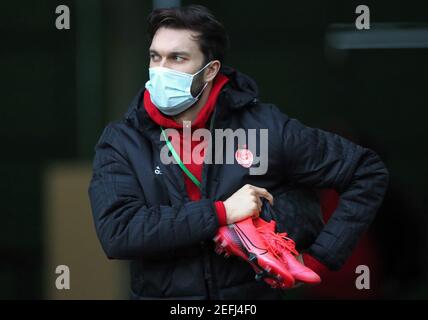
[145,62,211,116]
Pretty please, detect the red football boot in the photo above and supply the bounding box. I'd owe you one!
[214,217,295,289]
[254,218,321,285]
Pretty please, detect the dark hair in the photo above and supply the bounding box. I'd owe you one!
[147,5,229,64]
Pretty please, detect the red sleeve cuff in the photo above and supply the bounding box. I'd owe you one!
[214,201,228,226]
[303,253,329,277]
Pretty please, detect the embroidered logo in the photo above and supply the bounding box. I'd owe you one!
[154,165,162,175]
[235,144,253,168]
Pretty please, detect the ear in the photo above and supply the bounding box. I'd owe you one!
[204,60,221,82]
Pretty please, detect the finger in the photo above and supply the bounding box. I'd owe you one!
[256,196,262,212]
[250,196,262,218]
[251,186,274,206]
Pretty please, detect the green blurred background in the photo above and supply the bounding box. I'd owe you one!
[1,0,427,299]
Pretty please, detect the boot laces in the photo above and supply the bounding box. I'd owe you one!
[257,227,299,258]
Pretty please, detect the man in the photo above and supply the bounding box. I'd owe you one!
[88,5,388,299]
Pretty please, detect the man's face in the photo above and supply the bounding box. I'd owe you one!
[149,27,206,74]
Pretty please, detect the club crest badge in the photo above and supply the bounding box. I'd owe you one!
[235,144,253,168]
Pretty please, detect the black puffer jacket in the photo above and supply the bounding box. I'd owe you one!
[88,66,389,299]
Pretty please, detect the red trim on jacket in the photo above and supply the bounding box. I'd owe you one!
[214,201,227,226]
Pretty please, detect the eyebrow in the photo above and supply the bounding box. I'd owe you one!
[149,49,191,57]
